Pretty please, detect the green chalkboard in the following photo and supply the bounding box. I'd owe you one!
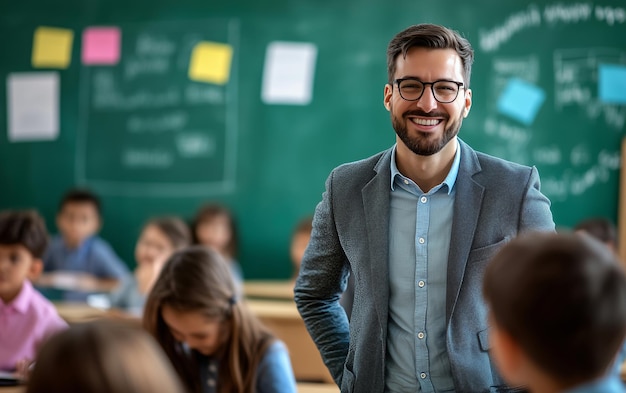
[1,0,625,278]
[78,19,237,194]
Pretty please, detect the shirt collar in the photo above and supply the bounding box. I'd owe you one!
[1,279,34,314]
[390,141,461,195]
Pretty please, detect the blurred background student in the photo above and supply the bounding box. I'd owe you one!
[192,203,243,284]
[26,320,185,393]
[483,232,626,393]
[108,216,191,316]
[144,246,296,393]
[0,210,67,376]
[289,216,313,281]
[574,217,626,379]
[574,217,618,255]
[38,188,129,301]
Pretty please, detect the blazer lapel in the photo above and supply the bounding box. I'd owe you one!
[446,140,484,322]
[362,149,392,327]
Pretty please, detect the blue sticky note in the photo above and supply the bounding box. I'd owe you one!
[497,78,546,126]
[599,64,626,104]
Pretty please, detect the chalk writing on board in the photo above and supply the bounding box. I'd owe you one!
[553,48,626,130]
[533,146,562,165]
[594,5,626,25]
[127,112,188,134]
[480,4,626,52]
[538,149,620,201]
[479,4,541,53]
[122,149,174,168]
[77,19,239,196]
[490,55,540,95]
[570,144,591,167]
[543,3,593,24]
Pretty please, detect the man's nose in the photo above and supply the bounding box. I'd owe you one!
[415,87,438,112]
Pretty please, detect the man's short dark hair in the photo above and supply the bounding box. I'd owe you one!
[58,188,102,216]
[0,210,49,258]
[483,232,626,387]
[386,23,474,86]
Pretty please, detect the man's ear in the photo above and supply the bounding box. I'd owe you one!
[383,84,392,111]
[463,88,472,118]
[28,259,44,281]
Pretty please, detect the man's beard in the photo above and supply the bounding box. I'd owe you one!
[391,109,463,156]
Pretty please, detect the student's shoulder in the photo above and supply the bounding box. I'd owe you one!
[44,235,65,253]
[27,287,67,327]
[265,339,288,356]
[87,236,120,257]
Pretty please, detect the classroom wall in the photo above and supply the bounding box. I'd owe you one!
[1,0,625,278]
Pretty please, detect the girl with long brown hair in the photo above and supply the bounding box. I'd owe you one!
[143,245,296,393]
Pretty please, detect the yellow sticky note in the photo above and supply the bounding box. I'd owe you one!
[188,41,233,85]
[32,26,74,69]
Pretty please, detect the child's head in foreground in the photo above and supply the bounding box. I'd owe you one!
[26,320,184,393]
[483,231,626,391]
[0,210,48,303]
[56,188,102,248]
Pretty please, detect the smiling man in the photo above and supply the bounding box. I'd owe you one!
[294,24,555,393]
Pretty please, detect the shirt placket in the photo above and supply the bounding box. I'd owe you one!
[415,191,434,392]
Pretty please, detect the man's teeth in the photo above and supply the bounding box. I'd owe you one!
[412,118,439,126]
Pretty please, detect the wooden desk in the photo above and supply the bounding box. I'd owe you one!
[53,302,141,329]
[53,302,108,323]
[297,382,338,393]
[0,386,24,393]
[1,382,336,393]
[243,280,295,300]
[247,299,333,384]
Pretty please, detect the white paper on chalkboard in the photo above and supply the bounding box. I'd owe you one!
[261,41,317,105]
[7,72,59,142]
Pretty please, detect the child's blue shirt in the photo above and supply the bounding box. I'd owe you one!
[196,340,296,393]
[42,235,129,300]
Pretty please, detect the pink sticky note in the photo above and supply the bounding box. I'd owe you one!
[82,27,121,65]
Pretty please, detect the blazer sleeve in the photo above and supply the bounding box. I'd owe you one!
[294,169,351,386]
[519,166,555,233]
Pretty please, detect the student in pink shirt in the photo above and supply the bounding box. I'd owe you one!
[0,210,68,374]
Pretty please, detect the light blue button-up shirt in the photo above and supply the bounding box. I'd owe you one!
[385,143,460,393]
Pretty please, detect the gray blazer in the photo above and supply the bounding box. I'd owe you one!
[294,139,555,393]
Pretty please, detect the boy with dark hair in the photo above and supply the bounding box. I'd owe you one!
[574,217,618,254]
[0,210,67,373]
[483,232,626,393]
[40,188,129,300]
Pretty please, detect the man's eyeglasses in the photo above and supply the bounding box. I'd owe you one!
[394,78,465,103]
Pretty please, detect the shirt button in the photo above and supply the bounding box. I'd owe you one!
[420,196,427,203]
[418,237,425,244]
[420,372,427,379]
[418,332,425,339]
[207,378,216,387]
[418,280,425,288]
[403,179,409,185]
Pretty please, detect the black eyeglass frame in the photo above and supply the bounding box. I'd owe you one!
[393,78,466,103]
